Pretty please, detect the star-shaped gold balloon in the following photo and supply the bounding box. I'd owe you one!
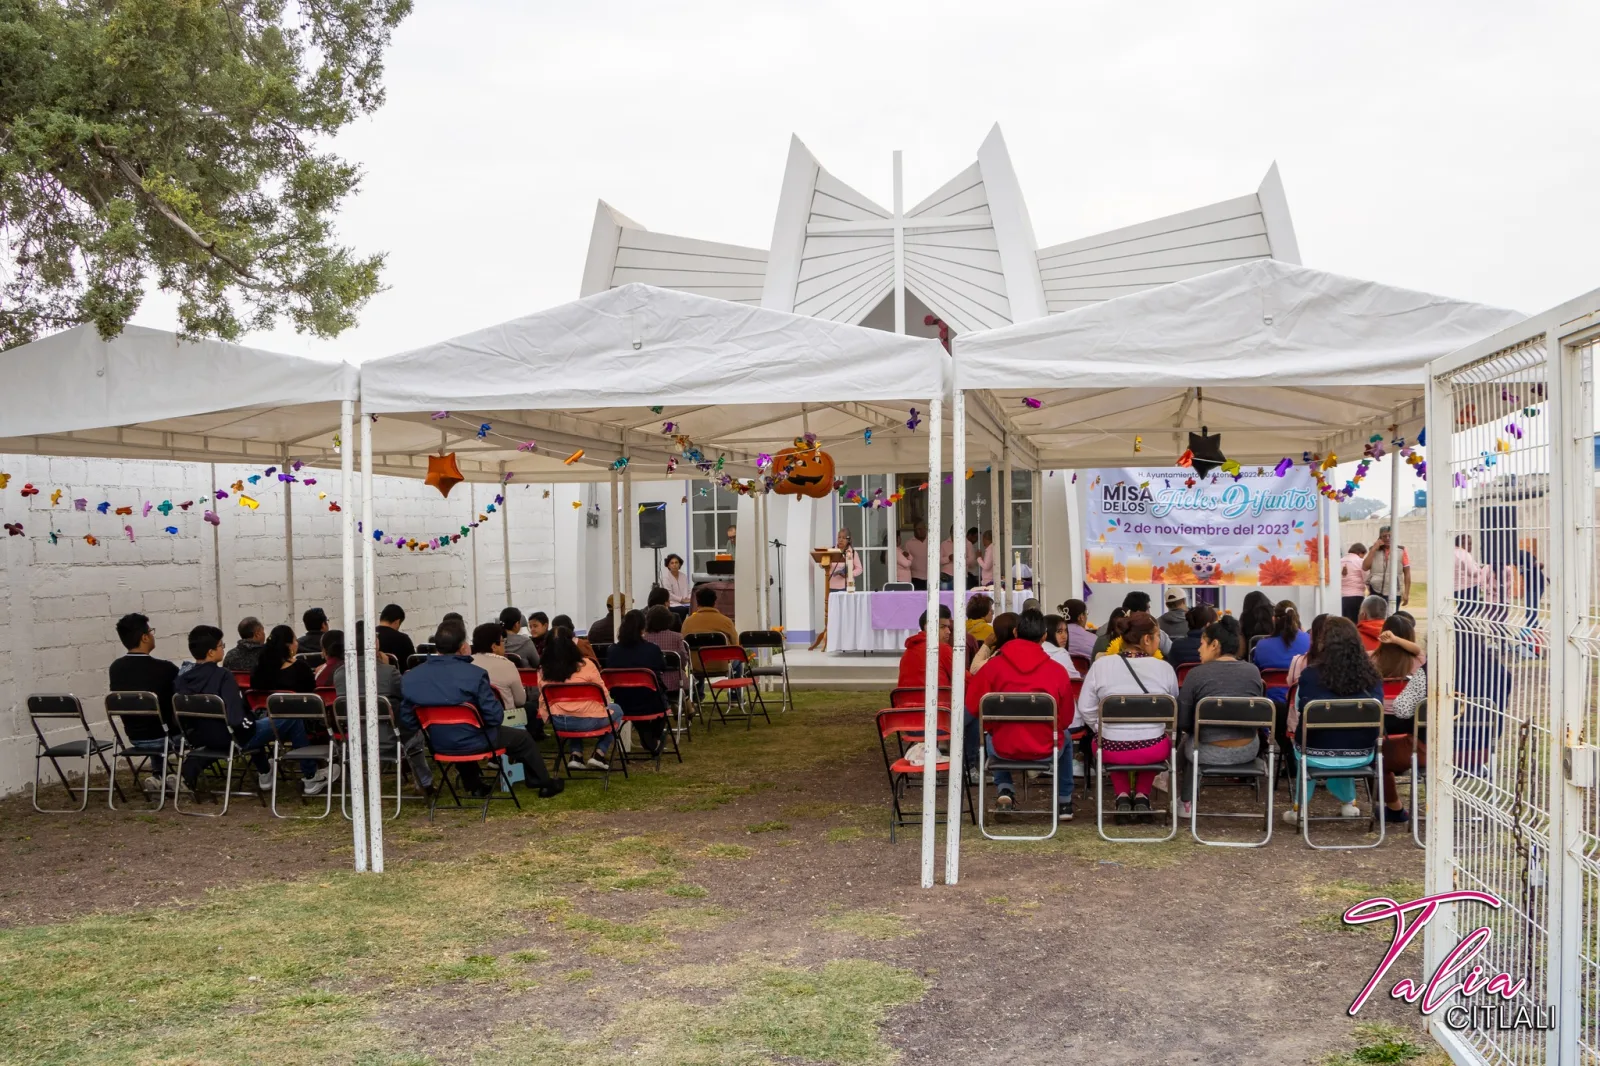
[426,452,464,497]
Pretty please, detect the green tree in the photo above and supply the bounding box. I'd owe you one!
[0,0,411,349]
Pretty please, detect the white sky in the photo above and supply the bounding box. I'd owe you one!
[130,0,1600,509]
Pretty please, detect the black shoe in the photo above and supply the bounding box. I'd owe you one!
[467,783,494,800]
[1114,794,1132,825]
[1132,795,1152,822]
[1384,805,1410,824]
[538,779,565,799]
[1058,801,1074,822]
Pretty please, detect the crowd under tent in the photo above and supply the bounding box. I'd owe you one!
[919,259,1526,885]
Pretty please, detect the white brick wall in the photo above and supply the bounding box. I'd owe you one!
[0,453,563,795]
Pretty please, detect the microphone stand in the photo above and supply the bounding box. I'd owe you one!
[771,538,787,631]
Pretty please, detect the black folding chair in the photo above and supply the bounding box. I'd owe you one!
[405,653,429,670]
[105,691,175,810]
[171,692,261,817]
[604,667,681,767]
[682,632,729,730]
[26,695,120,813]
[976,692,1061,842]
[263,693,338,819]
[331,696,423,821]
[1297,698,1384,850]
[660,651,691,741]
[1094,694,1179,843]
[589,642,613,666]
[296,651,326,670]
[739,630,791,713]
[1187,696,1277,847]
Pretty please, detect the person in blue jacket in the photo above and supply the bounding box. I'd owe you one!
[400,624,562,799]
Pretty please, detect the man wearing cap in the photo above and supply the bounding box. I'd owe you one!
[1363,524,1411,607]
[1157,591,1190,640]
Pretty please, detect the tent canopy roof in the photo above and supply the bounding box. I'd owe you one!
[0,323,357,466]
[355,283,957,482]
[952,260,1526,466]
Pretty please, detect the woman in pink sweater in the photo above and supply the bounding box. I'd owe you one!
[538,629,622,771]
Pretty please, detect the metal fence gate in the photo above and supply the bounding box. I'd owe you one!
[1425,289,1600,1065]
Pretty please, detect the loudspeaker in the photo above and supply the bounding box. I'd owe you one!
[638,502,668,549]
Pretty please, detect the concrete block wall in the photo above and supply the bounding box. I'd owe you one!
[0,453,561,796]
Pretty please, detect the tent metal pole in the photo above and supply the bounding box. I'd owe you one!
[208,462,224,626]
[988,461,999,582]
[946,381,967,885]
[283,444,296,623]
[341,401,367,873]
[622,453,634,613]
[760,490,772,629]
[468,482,479,625]
[1032,468,1043,603]
[1001,435,1013,596]
[1386,429,1402,613]
[920,394,943,889]
[360,408,383,872]
[610,468,622,633]
[500,464,512,608]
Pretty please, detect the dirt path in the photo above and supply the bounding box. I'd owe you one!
[0,692,1429,1065]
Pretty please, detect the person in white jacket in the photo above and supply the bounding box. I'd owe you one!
[1077,611,1179,821]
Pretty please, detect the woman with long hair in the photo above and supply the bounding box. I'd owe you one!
[1251,600,1309,703]
[1175,615,1264,818]
[643,604,688,696]
[1372,614,1423,679]
[1238,591,1275,646]
[602,609,668,756]
[250,624,316,694]
[970,611,1019,672]
[538,628,622,770]
[1077,611,1181,822]
[1285,617,1383,825]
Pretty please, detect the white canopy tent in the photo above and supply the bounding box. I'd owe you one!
[933,260,1526,884]
[0,324,392,872]
[359,283,957,885]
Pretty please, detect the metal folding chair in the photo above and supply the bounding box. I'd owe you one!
[263,693,337,819]
[682,631,728,729]
[1296,698,1385,850]
[1069,654,1092,677]
[331,696,421,820]
[541,682,629,787]
[1379,676,1426,850]
[171,692,260,817]
[415,702,521,822]
[977,692,1061,842]
[1094,693,1179,843]
[697,645,771,729]
[1187,696,1277,847]
[26,694,120,813]
[889,687,951,709]
[589,642,613,666]
[603,668,681,767]
[740,630,792,712]
[405,653,428,670]
[877,708,975,841]
[297,651,326,670]
[1174,662,1200,686]
[659,651,691,741]
[105,691,175,810]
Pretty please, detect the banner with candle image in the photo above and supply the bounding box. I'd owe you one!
[1083,466,1325,586]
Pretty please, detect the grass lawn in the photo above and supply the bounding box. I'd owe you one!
[0,690,1439,1065]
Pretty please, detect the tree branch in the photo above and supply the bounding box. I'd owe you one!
[91,135,269,288]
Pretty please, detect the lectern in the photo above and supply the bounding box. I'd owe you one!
[809,548,846,650]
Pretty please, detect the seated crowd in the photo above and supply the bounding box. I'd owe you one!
[893,585,1429,830]
[104,588,734,806]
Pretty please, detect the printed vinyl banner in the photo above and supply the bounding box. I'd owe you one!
[1084,467,1326,586]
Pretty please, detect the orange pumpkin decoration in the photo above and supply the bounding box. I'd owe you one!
[772,444,835,499]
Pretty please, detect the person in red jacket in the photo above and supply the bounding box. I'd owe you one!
[897,607,953,691]
[965,608,1078,819]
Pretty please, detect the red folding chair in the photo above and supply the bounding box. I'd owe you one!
[696,645,771,729]
[876,709,974,842]
[1070,654,1092,677]
[231,671,253,691]
[1174,662,1199,686]
[1259,668,1290,693]
[602,667,681,768]
[541,681,628,787]
[889,687,952,710]
[244,689,272,714]
[414,703,520,822]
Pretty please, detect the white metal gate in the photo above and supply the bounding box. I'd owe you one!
[1425,288,1600,1065]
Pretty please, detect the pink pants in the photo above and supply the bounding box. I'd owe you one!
[1095,737,1172,798]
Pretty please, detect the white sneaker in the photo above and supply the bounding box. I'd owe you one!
[257,771,276,791]
[141,775,164,794]
[566,756,586,771]
[1179,799,1192,819]
[1282,807,1300,826]
[585,754,611,770]
[303,765,341,796]
[1340,802,1361,819]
